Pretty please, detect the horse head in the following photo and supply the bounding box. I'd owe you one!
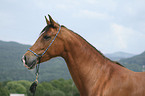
[22,15,65,69]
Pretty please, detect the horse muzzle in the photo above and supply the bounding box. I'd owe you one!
[21,54,38,69]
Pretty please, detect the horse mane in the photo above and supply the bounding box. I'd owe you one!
[61,25,124,67]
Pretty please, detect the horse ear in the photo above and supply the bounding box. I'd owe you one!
[48,14,56,26]
[45,16,50,25]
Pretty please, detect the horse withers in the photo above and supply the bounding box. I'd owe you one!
[22,15,145,96]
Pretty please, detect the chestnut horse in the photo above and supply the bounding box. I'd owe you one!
[22,15,145,96]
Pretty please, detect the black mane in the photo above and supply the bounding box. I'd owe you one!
[40,24,55,34]
[61,25,124,67]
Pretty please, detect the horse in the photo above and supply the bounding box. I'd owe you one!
[22,15,145,96]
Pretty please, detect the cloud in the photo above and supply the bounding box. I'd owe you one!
[111,23,134,49]
[1,0,145,54]
[32,0,79,11]
[85,0,97,4]
[73,10,110,19]
[0,12,13,28]
[110,23,145,53]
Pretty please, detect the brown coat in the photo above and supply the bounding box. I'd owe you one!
[23,15,145,96]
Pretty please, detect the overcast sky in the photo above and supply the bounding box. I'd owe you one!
[1,0,145,54]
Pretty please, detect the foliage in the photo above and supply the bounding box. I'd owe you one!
[0,79,80,96]
[0,82,9,96]
[1,40,145,96]
[121,63,142,72]
[51,90,65,96]
[119,51,145,72]
[1,40,145,83]
[5,81,27,94]
[0,40,70,82]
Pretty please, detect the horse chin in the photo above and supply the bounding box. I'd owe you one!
[28,65,36,70]
[28,62,38,70]
[21,55,38,70]
[23,60,37,70]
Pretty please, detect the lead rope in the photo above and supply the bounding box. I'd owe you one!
[28,25,61,96]
[29,57,41,96]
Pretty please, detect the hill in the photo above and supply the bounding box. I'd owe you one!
[105,51,135,61]
[0,40,145,82]
[0,40,70,82]
[119,51,145,72]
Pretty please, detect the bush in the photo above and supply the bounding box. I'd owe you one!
[51,90,65,96]
[0,83,9,96]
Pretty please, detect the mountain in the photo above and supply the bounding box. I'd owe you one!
[119,51,145,72]
[105,51,145,72]
[0,40,70,82]
[105,51,135,61]
[0,40,145,82]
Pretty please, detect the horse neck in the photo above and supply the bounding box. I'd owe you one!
[61,28,117,95]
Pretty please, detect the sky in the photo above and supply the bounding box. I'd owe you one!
[0,0,145,54]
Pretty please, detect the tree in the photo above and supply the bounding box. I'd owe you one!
[41,82,55,92]
[35,84,45,96]
[6,81,26,94]
[51,90,65,96]
[0,82,9,96]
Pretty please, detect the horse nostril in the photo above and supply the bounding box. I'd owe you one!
[21,58,23,62]
[24,56,28,64]
[24,55,26,60]
[22,54,37,69]
[22,55,27,64]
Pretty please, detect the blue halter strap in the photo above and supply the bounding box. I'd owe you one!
[28,24,61,58]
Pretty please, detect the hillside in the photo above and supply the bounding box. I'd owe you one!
[0,40,70,82]
[0,40,145,82]
[105,51,135,61]
[119,51,145,72]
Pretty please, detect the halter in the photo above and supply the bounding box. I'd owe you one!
[27,24,61,60]
[28,24,61,96]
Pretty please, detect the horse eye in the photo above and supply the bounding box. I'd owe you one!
[43,35,51,40]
